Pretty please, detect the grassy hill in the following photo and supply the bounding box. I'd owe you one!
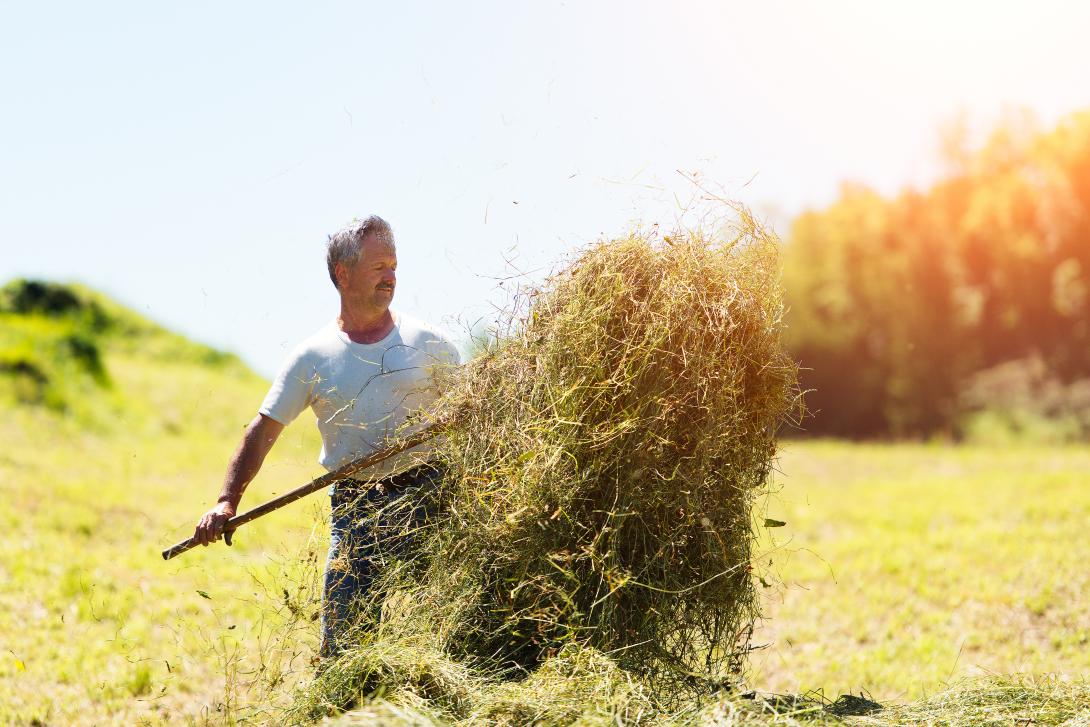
[1,280,1088,725]
[0,280,327,725]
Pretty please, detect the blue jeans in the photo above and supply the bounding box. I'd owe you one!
[321,464,442,657]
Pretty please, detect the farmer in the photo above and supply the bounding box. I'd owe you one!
[191,215,460,656]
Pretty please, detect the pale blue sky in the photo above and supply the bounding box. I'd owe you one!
[3,1,1089,376]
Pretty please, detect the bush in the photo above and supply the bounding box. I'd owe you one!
[957,356,1090,443]
[0,314,109,410]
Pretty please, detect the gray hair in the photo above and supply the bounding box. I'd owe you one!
[325,215,396,288]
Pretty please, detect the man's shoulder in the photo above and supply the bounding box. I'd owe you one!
[282,321,343,363]
[395,311,456,347]
[394,311,461,364]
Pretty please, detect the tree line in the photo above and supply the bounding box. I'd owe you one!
[783,110,1090,438]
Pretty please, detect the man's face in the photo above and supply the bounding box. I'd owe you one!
[336,234,397,310]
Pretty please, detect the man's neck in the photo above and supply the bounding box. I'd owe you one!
[338,302,395,344]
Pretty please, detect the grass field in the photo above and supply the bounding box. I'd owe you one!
[753,440,1090,703]
[0,350,328,725]
[2,334,1089,723]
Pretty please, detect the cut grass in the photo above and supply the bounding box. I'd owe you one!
[421,221,799,680]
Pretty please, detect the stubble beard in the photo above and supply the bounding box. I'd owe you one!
[372,285,395,312]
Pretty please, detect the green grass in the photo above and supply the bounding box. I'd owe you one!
[2,281,1088,724]
[0,349,327,725]
[5,386,1087,724]
[751,440,1090,702]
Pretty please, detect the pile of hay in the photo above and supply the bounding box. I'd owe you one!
[292,211,800,722]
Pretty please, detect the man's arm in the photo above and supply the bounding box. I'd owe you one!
[193,413,285,546]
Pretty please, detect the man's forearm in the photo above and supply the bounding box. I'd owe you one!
[217,414,283,508]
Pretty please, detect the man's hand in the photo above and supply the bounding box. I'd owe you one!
[193,413,283,548]
[194,501,237,546]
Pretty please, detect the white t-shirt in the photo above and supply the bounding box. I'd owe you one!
[259,311,460,477]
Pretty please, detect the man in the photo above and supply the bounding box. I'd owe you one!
[192,215,460,656]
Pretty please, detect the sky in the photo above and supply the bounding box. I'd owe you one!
[2,0,1089,377]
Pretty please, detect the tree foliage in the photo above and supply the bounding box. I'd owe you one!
[785,110,1090,437]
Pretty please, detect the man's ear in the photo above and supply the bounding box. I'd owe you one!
[334,261,348,289]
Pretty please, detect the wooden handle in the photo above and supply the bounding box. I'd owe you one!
[161,420,449,561]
